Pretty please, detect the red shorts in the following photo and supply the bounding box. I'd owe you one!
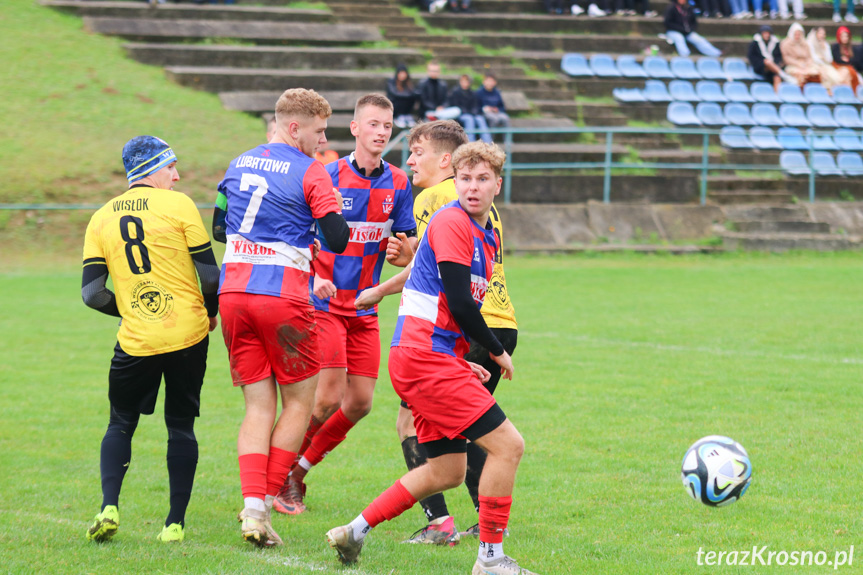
[316,311,380,378]
[219,292,320,386]
[389,346,496,443]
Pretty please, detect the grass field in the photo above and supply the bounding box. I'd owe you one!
[1,252,861,574]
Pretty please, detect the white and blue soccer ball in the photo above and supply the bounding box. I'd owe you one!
[681,435,752,507]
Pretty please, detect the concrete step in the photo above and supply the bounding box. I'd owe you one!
[464,31,749,55]
[327,2,406,15]
[380,24,426,36]
[721,231,861,251]
[706,176,789,191]
[531,99,578,117]
[708,190,795,204]
[597,133,681,149]
[347,14,415,25]
[123,43,426,69]
[722,204,810,221]
[639,149,722,164]
[43,0,334,22]
[83,16,381,44]
[732,220,831,233]
[614,102,668,123]
[582,114,628,127]
[506,174,699,202]
[519,87,578,100]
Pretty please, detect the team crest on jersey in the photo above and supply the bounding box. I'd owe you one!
[343,197,353,211]
[382,195,394,215]
[262,149,271,157]
[130,280,174,322]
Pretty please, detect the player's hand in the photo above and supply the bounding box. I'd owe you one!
[333,188,344,211]
[490,350,514,381]
[208,316,219,332]
[467,361,491,384]
[386,233,414,267]
[313,275,337,299]
[355,286,383,310]
[312,239,321,262]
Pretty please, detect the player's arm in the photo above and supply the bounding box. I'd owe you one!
[317,212,349,254]
[354,264,411,310]
[81,259,120,318]
[212,186,228,244]
[189,242,220,331]
[306,164,349,254]
[438,261,513,380]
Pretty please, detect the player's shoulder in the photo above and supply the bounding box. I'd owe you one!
[429,200,467,227]
[386,162,411,188]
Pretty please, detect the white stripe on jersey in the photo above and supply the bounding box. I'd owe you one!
[222,233,311,271]
[398,288,439,323]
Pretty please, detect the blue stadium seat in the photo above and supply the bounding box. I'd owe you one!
[723,81,755,103]
[561,53,593,77]
[777,84,808,104]
[780,150,811,175]
[590,54,621,77]
[613,87,647,103]
[644,80,673,102]
[696,57,725,80]
[812,151,843,175]
[807,104,839,128]
[724,57,757,80]
[667,101,702,125]
[695,80,727,103]
[617,55,648,78]
[696,102,727,125]
[777,127,809,150]
[833,128,863,151]
[833,105,863,129]
[670,57,701,80]
[719,126,753,149]
[724,103,756,126]
[832,85,858,104]
[752,103,784,126]
[802,83,835,105]
[669,80,700,102]
[749,127,782,149]
[838,151,863,175]
[750,82,783,104]
[778,104,812,127]
[806,129,839,151]
[644,56,675,79]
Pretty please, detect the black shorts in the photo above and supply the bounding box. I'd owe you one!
[108,336,209,418]
[422,403,507,459]
[398,328,518,410]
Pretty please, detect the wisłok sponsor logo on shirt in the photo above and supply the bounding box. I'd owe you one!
[347,221,392,244]
[470,275,489,304]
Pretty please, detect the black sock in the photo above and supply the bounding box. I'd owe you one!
[100,406,139,510]
[165,415,198,528]
[401,436,449,522]
[465,441,487,513]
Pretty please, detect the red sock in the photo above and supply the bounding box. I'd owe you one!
[296,415,324,460]
[266,447,297,497]
[478,495,512,544]
[238,453,268,500]
[362,479,417,528]
[304,408,355,466]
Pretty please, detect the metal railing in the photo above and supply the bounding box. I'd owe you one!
[0,126,832,210]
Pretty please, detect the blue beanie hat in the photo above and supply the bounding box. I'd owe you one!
[122,136,177,184]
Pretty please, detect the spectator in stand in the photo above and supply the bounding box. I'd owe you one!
[418,61,461,121]
[448,0,473,12]
[832,26,863,91]
[832,0,857,23]
[476,73,511,134]
[570,0,613,16]
[418,0,448,13]
[448,74,493,143]
[748,25,791,91]
[545,0,566,14]
[614,0,657,17]
[663,0,722,57]
[807,26,850,92]
[780,22,821,86]
[776,0,806,20]
[748,0,778,20]
[387,64,419,129]
[727,0,749,19]
[697,0,730,19]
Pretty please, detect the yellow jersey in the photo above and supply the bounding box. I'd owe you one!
[83,187,211,356]
[413,178,517,330]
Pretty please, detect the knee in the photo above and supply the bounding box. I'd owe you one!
[343,397,373,421]
[396,409,415,440]
[108,405,140,436]
[165,414,196,442]
[436,461,466,490]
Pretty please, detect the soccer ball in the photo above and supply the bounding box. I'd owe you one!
[681,435,752,507]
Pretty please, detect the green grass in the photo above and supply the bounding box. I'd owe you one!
[0,1,264,205]
[2,252,862,574]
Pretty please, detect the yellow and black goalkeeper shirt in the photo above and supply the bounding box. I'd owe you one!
[413,178,517,330]
[83,187,211,356]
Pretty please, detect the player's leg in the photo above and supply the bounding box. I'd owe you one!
[158,335,208,542]
[463,328,518,535]
[87,343,160,542]
[468,414,538,575]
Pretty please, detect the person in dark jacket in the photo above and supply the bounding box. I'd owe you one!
[448,75,493,143]
[747,25,788,91]
[475,73,511,130]
[663,0,721,57]
[418,61,461,121]
[386,64,418,128]
[832,25,863,92]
